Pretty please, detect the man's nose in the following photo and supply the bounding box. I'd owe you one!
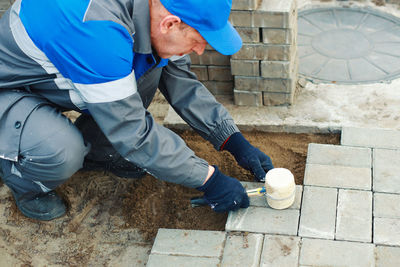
[193,43,206,55]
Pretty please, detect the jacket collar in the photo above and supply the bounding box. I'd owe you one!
[132,0,152,54]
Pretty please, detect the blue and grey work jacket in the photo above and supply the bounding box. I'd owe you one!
[0,0,239,187]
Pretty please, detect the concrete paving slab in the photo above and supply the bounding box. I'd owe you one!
[335,189,372,243]
[241,182,302,209]
[260,235,300,267]
[221,233,263,267]
[374,192,400,219]
[373,149,400,193]
[307,144,371,168]
[225,206,299,235]
[342,127,400,149]
[374,217,400,246]
[146,254,220,267]
[299,238,375,267]
[298,186,337,239]
[151,229,226,257]
[375,246,400,267]
[304,163,371,190]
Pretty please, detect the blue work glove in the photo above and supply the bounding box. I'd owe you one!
[197,166,249,213]
[223,132,274,182]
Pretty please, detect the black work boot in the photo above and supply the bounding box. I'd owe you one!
[74,114,146,179]
[10,189,66,221]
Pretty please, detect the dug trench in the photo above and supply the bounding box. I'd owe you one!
[0,130,339,265]
[118,130,340,240]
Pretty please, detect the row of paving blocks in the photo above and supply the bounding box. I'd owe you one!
[147,126,400,267]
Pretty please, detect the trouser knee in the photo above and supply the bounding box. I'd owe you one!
[1,105,89,194]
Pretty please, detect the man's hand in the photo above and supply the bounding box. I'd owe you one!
[197,166,249,213]
[223,132,274,182]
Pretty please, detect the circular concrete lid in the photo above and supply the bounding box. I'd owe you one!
[298,7,400,84]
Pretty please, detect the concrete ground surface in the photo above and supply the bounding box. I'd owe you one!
[164,76,400,134]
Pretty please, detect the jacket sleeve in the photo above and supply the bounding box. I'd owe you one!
[158,55,239,150]
[85,92,209,188]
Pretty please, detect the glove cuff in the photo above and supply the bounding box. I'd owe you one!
[223,132,251,156]
[196,165,220,192]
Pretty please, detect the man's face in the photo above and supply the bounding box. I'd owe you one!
[151,22,208,59]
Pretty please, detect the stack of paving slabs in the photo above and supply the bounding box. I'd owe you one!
[230,0,299,106]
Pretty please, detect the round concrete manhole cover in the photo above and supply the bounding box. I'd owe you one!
[298,7,400,84]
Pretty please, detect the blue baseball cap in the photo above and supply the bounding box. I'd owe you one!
[159,0,242,55]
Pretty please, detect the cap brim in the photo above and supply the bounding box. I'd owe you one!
[198,22,242,56]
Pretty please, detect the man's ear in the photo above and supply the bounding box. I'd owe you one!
[159,15,181,34]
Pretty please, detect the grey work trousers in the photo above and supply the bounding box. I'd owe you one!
[0,90,89,195]
[0,83,158,195]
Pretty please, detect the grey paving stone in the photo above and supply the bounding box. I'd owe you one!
[230,0,297,29]
[225,206,299,235]
[260,235,300,267]
[307,143,371,168]
[190,65,208,81]
[151,229,225,257]
[208,66,233,82]
[231,0,258,10]
[234,76,296,93]
[236,27,260,43]
[262,28,295,45]
[203,81,233,96]
[375,246,400,267]
[298,186,337,239]
[231,59,260,77]
[232,44,294,61]
[261,60,295,79]
[234,89,263,107]
[374,192,400,219]
[221,233,263,267]
[374,149,400,193]
[263,92,294,106]
[300,238,375,267]
[190,51,230,65]
[335,189,372,242]
[241,182,302,209]
[342,126,400,149]
[374,217,400,246]
[257,0,297,29]
[146,254,220,267]
[304,163,372,190]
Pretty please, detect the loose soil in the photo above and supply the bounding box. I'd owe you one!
[121,130,340,240]
[0,130,339,265]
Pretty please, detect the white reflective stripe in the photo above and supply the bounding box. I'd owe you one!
[74,70,137,103]
[54,76,74,89]
[10,0,58,75]
[33,181,51,193]
[69,90,87,110]
[169,55,187,62]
